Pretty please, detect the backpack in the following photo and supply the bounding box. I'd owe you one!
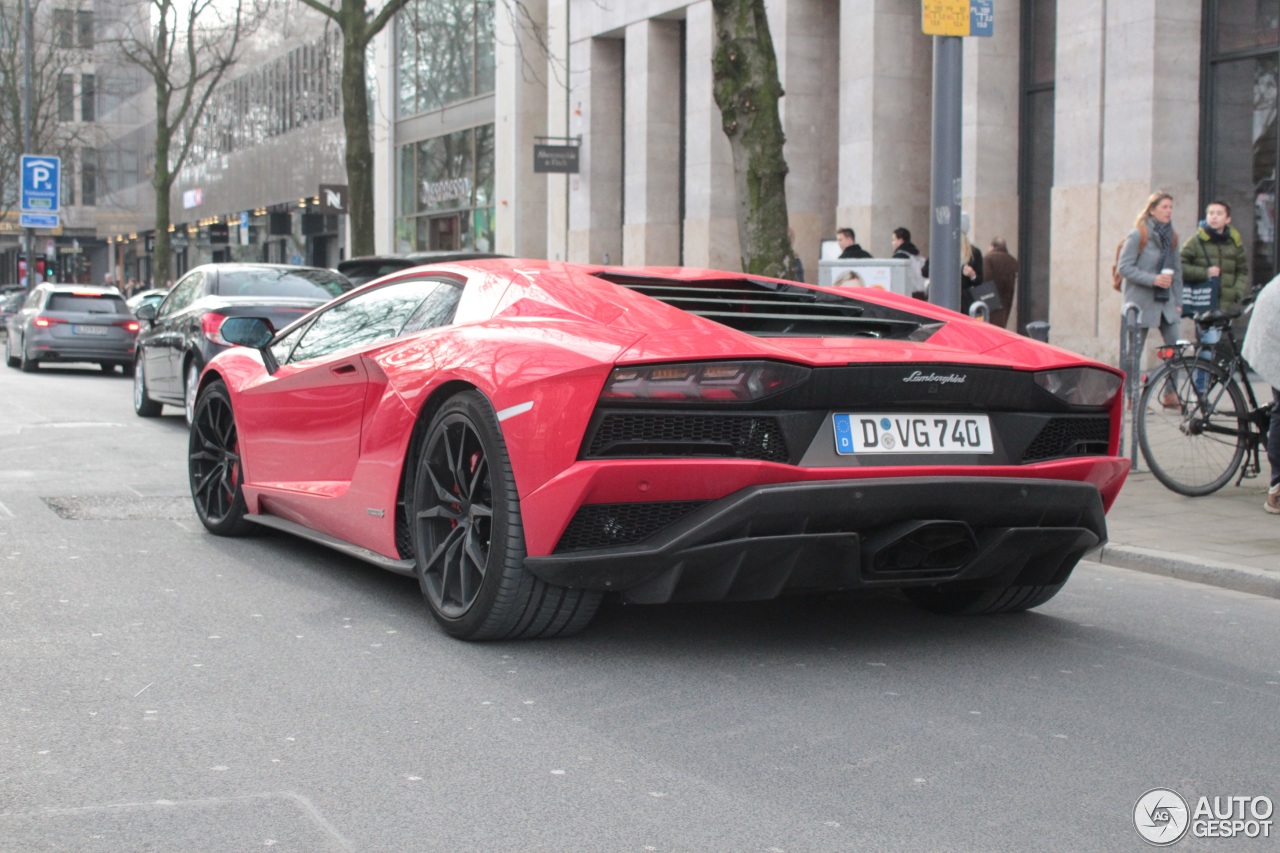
[1112,223,1176,292]
[1111,224,1147,291]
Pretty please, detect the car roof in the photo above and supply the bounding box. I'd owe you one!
[189,262,345,275]
[43,284,124,296]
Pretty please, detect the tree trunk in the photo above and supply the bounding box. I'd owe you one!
[710,0,795,280]
[341,29,375,258]
[152,86,173,286]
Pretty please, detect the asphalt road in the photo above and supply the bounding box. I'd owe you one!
[2,363,1278,852]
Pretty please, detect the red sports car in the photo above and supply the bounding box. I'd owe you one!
[189,260,1129,640]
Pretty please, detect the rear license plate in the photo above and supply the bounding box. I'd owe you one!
[72,325,108,336]
[833,413,993,455]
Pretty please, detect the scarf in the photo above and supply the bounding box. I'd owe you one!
[1150,218,1177,271]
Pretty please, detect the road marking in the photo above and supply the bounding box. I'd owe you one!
[0,502,14,519]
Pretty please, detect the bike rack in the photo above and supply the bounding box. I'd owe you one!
[967,301,989,323]
[1120,302,1143,472]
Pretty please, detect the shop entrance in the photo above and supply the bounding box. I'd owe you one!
[423,214,462,251]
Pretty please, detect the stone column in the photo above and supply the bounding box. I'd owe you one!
[371,27,398,254]
[568,36,624,265]
[961,5,1020,255]
[1050,0,1201,362]
[495,0,549,258]
[767,0,839,281]
[682,0,739,271]
[623,19,682,266]
[836,0,933,258]
[545,0,570,262]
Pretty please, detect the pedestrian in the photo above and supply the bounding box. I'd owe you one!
[1117,192,1183,406]
[984,237,1019,329]
[922,215,983,312]
[1180,201,1249,386]
[835,227,871,259]
[890,227,928,298]
[1241,276,1280,514]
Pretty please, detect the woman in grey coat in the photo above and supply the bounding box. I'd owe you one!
[1118,192,1184,356]
[1241,276,1280,513]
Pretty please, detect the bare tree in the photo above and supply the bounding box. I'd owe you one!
[108,0,257,281]
[295,0,413,258]
[710,0,795,279]
[0,0,93,222]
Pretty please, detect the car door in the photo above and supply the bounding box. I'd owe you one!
[145,271,204,398]
[237,279,446,489]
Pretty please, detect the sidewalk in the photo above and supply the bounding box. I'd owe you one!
[1096,465,1280,598]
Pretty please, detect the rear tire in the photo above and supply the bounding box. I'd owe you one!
[410,390,601,640]
[19,346,37,372]
[184,360,201,425]
[133,357,163,417]
[188,379,254,536]
[903,581,1066,615]
[5,335,18,368]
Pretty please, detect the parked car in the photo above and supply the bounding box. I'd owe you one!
[127,288,169,315]
[133,263,352,423]
[0,291,26,335]
[4,284,138,373]
[336,251,508,286]
[186,258,1129,641]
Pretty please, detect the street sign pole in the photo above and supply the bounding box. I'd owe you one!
[21,0,34,288]
[928,35,963,312]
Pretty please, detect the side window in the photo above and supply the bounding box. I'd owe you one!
[287,280,443,364]
[400,282,463,334]
[269,322,310,366]
[25,288,47,310]
[158,272,203,317]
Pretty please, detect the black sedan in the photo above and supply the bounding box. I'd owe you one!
[133,263,351,422]
[336,251,507,286]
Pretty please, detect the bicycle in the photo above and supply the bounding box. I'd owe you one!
[1136,307,1273,496]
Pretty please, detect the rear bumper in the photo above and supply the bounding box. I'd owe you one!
[524,477,1106,604]
[28,333,135,361]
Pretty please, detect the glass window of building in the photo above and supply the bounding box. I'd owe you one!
[395,124,495,253]
[81,73,95,122]
[58,74,75,122]
[76,9,93,48]
[1204,1,1280,287]
[53,9,74,48]
[395,0,495,118]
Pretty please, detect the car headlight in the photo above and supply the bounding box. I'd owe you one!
[1034,367,1123,407]
[600,360,811,403]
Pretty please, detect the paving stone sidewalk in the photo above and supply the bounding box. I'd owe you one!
[1096,465,1280,598]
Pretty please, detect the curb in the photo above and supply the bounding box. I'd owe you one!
[1095,544,1280,600]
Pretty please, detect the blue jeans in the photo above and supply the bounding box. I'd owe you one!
[1269,388,1280,490]
[1193,327,1221,394]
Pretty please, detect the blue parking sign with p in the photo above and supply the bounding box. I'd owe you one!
[21,155,61,213]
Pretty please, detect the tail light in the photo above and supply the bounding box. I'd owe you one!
[201,313,229,345]
[33,316,66,328]
[600,361,810,403]
[117,320,141,333]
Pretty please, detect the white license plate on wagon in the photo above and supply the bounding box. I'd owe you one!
[72,325,107,336]
[833,413,994,455]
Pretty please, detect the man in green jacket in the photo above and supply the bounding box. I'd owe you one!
[1180,200,1250,312]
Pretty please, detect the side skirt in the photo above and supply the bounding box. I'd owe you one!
[245,513,417,577]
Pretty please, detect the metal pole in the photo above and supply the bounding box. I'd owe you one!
[928,36,963,313]
[21,0,34,289]
[1121,302,1143,471]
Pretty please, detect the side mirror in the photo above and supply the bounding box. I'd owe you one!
[219,316,279,374]
[220,316,275,349]
[135,303,157,321]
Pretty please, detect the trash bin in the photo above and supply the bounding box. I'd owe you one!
[1025,320,1050,342]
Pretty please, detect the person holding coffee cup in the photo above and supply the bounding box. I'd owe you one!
[1117,192,1184,405]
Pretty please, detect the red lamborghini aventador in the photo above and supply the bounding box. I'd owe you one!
[189,260,1129,640]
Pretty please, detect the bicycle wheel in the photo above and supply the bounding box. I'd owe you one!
[1137,360,1248,496]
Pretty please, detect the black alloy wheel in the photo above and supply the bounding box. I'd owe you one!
[188,379,254,536]
[411,391,599,640]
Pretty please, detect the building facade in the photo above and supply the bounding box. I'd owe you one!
[373,0,1270,363]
